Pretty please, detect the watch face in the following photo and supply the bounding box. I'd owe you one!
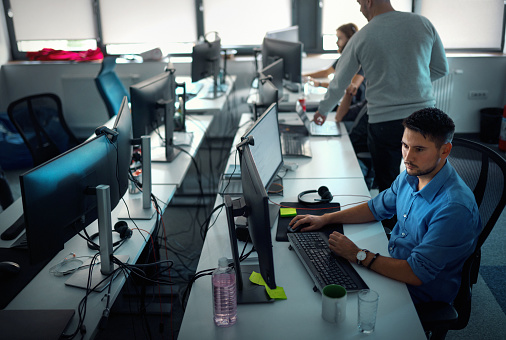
[357,250,367,261]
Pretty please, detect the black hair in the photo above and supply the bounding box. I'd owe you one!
[402,107,455,148]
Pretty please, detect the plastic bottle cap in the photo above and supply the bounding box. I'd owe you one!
[218,257,228,268]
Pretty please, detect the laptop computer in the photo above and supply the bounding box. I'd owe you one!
[295,101,341,137]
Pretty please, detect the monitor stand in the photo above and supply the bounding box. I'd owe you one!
[118,136,156,220]
[65,185,129,291]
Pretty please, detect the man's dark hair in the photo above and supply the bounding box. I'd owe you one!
[403,107,455,148]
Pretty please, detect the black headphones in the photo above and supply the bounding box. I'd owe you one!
[298,186,333,205]
[87,221,133,250]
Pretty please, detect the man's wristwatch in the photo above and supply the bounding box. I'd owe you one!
[356,249,369,266]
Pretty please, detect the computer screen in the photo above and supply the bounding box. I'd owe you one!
[130,70,179,162]
[265,25,299,43]
[20,99,134,265]
[261,37,302,84]
[20,134,116,264]
[259,58,284,98]
[243,103,283,191]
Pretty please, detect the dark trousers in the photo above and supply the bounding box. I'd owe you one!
[367,119,405,192]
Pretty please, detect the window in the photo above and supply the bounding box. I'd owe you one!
[414,0,505,51]
[99,0,196,55]
[202,0,291,47]
[6,0,96,56]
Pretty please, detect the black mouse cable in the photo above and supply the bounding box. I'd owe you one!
[200,202,225,240]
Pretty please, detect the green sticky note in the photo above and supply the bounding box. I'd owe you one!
[249,271,287,300]
[280,208,297,217]
[266,286,287,300]
[249,271,266,286]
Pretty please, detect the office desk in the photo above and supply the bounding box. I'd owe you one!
[179,177,426,339]
[151,115,213,186]
[1,184,176,340]
[225,112,364,180]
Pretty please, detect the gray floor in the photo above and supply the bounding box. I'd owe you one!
[2,130,505,339]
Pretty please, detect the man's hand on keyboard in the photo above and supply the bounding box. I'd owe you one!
[289,214,327,232]
[328,232,360,263]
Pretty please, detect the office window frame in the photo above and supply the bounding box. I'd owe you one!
[2,0,506,61]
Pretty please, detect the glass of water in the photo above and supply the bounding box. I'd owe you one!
[358,289,379,333]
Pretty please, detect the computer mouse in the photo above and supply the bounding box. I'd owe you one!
[0,261,21,275]
[287,223,310,233]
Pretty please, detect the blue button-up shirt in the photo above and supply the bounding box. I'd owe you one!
[368,161,482,304]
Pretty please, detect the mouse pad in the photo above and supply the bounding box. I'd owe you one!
[276,202,342,242]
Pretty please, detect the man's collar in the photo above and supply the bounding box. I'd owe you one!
[405,161,452,203]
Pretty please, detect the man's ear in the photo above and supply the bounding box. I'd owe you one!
[441,142,452,159]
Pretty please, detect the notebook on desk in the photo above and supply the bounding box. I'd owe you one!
[0,309,75,340]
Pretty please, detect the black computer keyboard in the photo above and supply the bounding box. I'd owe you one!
[281,134,311,157]
[288,232,368,292]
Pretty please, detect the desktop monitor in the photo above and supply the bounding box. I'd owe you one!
[240,144,277,290]
[191,37,226,98]
[20,134,117,264]
[243,102,283,191]
[261,37,302,85]
[259,58,284,99]
[224,142,278,303]
[130,70,180,162]
[265,25,299,43]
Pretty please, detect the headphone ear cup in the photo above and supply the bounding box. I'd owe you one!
[317,186,333,202]
[114,221,132,239]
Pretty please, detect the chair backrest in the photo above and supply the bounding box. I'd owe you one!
[447,137,506,329]
[7,93,80,167]
[95,56,130,118]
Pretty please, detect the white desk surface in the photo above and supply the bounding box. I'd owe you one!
[2,184,176,340]
[176,75,236,113]
[227,112,364,180]
[179,177,425,339]
[151,114,213,186]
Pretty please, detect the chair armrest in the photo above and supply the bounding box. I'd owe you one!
[415,301,458,326]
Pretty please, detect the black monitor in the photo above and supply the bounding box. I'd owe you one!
[191,36,227,99]
[262,37,302,85]
[130,69,180,162]
[20,134,117,264]
[265,25,299,43]
[244,103,283,191]
[259,58,284,99]
[224,142,278,303]
[112,97,133,201]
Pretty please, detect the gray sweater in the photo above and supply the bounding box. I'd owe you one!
[318,11,448,124]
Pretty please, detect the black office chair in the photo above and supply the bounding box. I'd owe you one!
[95,56,130,118]
[7,93,80,167]
[415,137,506,340]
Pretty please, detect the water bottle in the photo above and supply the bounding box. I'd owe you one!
[212,257,237,327]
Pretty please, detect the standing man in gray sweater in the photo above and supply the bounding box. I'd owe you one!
[314,0,448,192]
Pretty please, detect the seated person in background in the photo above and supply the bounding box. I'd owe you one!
[289,108,482,304]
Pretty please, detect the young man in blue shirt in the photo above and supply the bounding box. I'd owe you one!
[290,108,482,304]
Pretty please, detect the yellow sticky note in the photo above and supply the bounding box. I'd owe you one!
[249,271,287,300]
[280,208,297,217]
